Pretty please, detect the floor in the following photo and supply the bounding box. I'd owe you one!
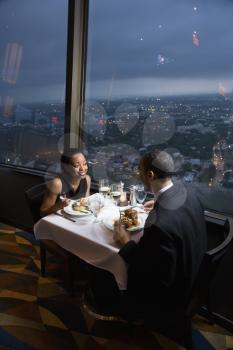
[0,222,232,350]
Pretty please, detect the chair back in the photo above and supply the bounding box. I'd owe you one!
[187,218,232,317]
[25,182,48,223]
[205,214,230,250]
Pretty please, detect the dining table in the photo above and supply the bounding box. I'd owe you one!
[33,194,147,290]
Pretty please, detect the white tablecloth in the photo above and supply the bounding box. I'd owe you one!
[34,208,129,289]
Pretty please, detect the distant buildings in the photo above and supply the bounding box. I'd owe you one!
[0,94,232,190]
[14,105,32,124]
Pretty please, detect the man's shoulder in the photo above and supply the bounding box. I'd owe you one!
[158,181,188,210]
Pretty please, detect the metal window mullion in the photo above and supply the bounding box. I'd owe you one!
[67,0,88,150]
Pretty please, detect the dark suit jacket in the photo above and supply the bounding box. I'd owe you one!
[119,181,207,315]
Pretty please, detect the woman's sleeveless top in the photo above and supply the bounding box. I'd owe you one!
[60,176,87,200]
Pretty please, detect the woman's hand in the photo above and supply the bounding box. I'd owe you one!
[113,220,131,246]
[58,195,70,210]
[143,199,155,213]
[58,193,70,209]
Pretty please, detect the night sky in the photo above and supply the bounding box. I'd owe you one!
[1,0,233,102]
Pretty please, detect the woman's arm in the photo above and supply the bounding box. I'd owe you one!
[40,178,69,217]
[85,175,91,197]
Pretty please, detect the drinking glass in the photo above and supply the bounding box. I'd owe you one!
[135,184,146,205]
[89,200,102,222]
[99,179,110,197]
[110,183,122,205]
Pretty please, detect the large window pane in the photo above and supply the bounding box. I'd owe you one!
[0,0,68,171]
[84,0,233,214]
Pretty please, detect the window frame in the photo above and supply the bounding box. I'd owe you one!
[66,0,89,150]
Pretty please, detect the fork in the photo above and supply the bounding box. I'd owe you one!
[54,212,76,223]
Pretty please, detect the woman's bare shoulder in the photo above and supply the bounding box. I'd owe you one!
[86,174,91,184]
[46,177,62,194]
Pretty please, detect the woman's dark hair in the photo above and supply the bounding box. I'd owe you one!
[60,149,87,173]
[141,150,175,179]
[60,148,83,165]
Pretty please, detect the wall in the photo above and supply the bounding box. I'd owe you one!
[0,166,44,231]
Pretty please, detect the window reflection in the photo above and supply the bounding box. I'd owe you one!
[85,0,233,214]
[0,0,68,169]
[2,42,23,85]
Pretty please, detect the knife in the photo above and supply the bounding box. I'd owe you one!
[54,212,76,222]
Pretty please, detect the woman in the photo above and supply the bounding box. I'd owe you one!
[40,149,91,216]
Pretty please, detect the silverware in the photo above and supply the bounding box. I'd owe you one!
[54,212,76,222]
[79,209,91,214]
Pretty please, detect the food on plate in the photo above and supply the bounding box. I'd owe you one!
[71,198,90,213]
[120,208,139,228]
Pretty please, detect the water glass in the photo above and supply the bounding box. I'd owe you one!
[110,183,122,205]
[90,200,102,222]
[135,184,146,205]
[99,179,110,197]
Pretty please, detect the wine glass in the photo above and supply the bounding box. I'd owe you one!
[89,200,102,222]
[99,179,110,197]
[110,183,122,205]
[135,184,146,206]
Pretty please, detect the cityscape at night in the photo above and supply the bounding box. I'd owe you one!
[1,93,233,195]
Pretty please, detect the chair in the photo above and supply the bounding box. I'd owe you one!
[205,214,230,250]
[198,215,231,321]
[25,182,76,292]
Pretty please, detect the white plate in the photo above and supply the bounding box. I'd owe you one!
[63,202,92,217]
[125,217,144,232]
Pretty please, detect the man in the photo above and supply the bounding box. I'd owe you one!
[114,149,207,321]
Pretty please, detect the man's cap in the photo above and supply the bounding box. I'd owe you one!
[151,150,177,176]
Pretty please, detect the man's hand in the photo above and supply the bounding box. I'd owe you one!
[143,199,155,213]
[113,220,131,246]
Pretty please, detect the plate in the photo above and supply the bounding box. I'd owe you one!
[102,215,144,232]
[125,217,144,232]
[63,201,92,217]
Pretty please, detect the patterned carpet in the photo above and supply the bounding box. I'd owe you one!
[0,223,232,350]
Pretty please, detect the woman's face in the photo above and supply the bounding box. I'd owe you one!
[69,153,88,178]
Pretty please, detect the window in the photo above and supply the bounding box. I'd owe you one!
[84,0,233,214]
[0,0,68,171]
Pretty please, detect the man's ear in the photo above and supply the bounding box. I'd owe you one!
[147,170,155,180]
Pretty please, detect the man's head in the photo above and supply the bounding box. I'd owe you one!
[139,149,175,192]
